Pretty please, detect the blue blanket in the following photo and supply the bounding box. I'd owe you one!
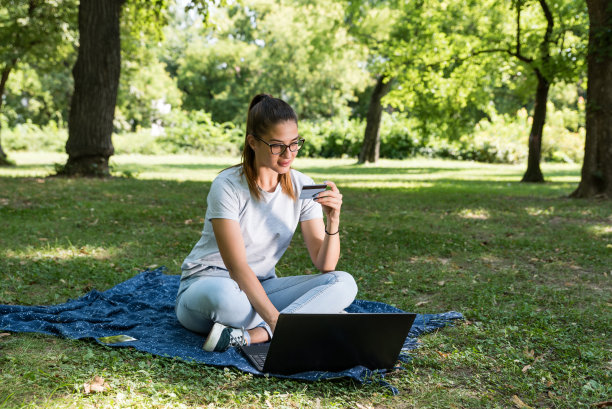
[0,268,463,391]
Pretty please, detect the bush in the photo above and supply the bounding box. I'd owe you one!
[2,106,584,164]
[299,118,364,158]
[459,105,585,164]
[3,121,67,153]
[113,130,168,155]
[157,110,244,156]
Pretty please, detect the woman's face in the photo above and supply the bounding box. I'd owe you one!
[249,120,299,175]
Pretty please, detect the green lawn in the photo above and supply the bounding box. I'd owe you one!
[1,152,610,408]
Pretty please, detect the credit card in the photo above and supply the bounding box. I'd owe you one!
[299,184,327,200]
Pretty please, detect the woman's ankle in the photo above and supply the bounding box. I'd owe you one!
[247,327,270,344]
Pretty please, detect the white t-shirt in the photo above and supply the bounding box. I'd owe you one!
[181,166,323,280]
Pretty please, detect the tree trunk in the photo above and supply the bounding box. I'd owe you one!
[358,76,393,164]
[570,0,612,198]
[0,64,15,167]
[521,70,549,183]
[60,0,125,177]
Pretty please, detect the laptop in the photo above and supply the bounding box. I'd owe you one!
[239,312,416,374]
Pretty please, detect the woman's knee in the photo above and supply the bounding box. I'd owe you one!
[329,270,358,301]
[182,278,240,312]
[176,277,249,331]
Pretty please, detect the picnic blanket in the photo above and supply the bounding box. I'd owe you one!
[0,268,463,393]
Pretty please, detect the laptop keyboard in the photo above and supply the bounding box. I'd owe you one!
[251,352,267,368]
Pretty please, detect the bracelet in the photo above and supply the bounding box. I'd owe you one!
[325,228,339,235]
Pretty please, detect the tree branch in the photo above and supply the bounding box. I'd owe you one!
[516,0,522,57]
[514,1,534,64]
[539,0,554,55]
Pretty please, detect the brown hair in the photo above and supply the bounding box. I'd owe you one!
[240,93,298,201]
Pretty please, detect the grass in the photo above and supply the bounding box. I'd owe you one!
[0,151,610,408]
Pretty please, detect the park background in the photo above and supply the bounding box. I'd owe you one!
[1,0,611,408]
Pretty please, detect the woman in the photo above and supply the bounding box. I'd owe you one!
[175,94,358,352]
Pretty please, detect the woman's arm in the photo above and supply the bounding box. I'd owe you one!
[211,218,280,332]
[301,181,342,272]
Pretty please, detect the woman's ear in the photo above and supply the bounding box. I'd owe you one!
[246,134,256,150]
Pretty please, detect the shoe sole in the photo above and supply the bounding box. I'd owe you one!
[202,322,225,352]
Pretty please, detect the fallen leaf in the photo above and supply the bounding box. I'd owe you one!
[523,347,535,359]
[0,333,10,338]
[522,364,532,373]
[511,395,534,409]
[593,401,612,408]
[184,219,194,225]
[437,280,445,286]
[415,300,430,307]
[83,376,109,394]
[437,351,450,359]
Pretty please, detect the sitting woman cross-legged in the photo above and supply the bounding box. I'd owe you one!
[175,93,358,351]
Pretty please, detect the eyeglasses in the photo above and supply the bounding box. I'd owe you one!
[253,134,305,155]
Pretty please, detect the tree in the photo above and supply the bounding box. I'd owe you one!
[59,0,173,177]
[0,0,77,166]
[353,0,508,163]
[571,0,612,198]
[516,0,554,182]
[372,0,586,171]
[345,1,399,164]
[58,0,125,177]
[358,75,392,163]
[470,0,587,182]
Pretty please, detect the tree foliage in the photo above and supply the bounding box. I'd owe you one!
[176,0,369,123]
[0,0,77,165]
[0,0,593,177]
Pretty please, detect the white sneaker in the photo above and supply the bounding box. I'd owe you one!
[202,322,249,352]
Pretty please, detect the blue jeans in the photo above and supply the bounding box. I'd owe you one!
[175,271,358,336]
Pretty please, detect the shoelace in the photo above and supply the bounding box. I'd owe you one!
[228,327,247,347]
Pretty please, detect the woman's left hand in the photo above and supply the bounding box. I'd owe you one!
[315,181,342,224]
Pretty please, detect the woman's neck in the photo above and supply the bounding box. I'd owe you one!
[256,167,280,192]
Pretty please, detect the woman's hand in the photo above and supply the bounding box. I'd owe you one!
[302,180,342,272]
[315,181,342,230]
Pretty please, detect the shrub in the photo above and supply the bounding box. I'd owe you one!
[3,121,67,153]
[157,110,243,156]
[460,105,584,164]
[2,106,584,164]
